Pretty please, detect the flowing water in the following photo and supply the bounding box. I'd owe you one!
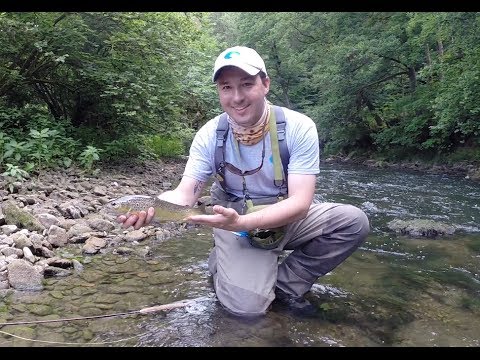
[0,163,479,347]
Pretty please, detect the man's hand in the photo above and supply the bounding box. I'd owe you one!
[117,207,155,230]
[186,205,245,231]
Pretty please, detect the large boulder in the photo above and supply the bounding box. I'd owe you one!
[7,259,44,291]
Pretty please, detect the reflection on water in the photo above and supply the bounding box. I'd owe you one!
[0,163,479,347]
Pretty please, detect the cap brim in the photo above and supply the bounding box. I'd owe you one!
[212,61,261,82]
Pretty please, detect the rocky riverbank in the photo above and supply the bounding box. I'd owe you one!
[324,155,480,181]
[0,158,192,291]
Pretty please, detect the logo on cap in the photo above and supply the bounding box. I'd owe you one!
[224,51,240,59]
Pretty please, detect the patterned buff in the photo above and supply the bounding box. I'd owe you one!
[227,102,270,145]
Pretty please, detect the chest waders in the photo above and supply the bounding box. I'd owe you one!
[214,105,289,250]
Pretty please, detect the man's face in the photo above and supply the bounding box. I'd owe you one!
[216,66,270,127]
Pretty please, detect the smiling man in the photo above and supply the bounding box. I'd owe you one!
[117,46,370,317]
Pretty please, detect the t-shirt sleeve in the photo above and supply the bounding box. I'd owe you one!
[182,118,216,182]
[286,112,320,175]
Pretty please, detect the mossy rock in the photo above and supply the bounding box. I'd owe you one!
[2,200,45,232]
[388,219,455,238]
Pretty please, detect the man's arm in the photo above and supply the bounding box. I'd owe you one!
[158,176,206,207]
[117,176,206,229]
[187,173,316,232]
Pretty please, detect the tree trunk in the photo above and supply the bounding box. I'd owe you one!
[425,44,431,66]
[270,42,292,108]
[437,39,444,56]
[407,67,417,92]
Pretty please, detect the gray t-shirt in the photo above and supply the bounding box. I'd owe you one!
[183,106,320,199]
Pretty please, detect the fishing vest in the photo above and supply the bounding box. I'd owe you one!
[214,105,290,198]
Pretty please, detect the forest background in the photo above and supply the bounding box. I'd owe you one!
[0,12,478,181]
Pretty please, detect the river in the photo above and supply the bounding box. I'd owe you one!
[0,163,479,347]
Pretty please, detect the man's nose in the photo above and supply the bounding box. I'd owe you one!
[232,87,245,102]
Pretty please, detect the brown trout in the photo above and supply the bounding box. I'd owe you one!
[102,195,206,224]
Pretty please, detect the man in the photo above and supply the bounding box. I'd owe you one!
[118,46,370,317]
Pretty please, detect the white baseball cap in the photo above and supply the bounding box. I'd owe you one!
[212,46,267,82]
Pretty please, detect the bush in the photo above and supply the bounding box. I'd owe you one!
[143,135,185,158]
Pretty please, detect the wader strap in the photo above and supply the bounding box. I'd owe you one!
[215,112,229,191]
[274,106,289,183]
[269,108,286,195]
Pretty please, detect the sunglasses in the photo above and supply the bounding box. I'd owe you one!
[222,122,267,177]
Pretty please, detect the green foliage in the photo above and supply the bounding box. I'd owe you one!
[101,137,146,161]
[143,135,185,158]
[2,138,31,165]
[0,12,220,143]
[0,108,79,172]
[78,145,101,174]
[2,163,30,181]
[29,128,61,168]
[372,89,436,158]
[1,163,30,193]
[445,147,480,164]
[0,12,478,166]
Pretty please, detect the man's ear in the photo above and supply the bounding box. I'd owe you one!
[262,76,270,94]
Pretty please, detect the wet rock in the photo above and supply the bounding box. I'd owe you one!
[72,259,84,273]
[119,179,137,187]
[27,304,53,316]
[66,224,92,239]
[83,236,107,255]
[18,196,36,206]
[87,217,115,232]
[55,200,89,219]
[7,259,43,291]
[156,229,171,242]
[0,207,5,226]
[11,233,32,249]
[44,266,72,277]
[1,247,23,257]
[68,234,89,244]
[467,168,480,181]
[46,257,73,269]
[29,233,44,254]
[41,239,53,250]
[47,225,68,247]
[1,225,17,236]
[59,219,77,231]
[0,269,7,280]
[39,246,55,258]
[36,213,61,229]
[93,186,107,196]
[115,247,134,255]
[388,219,455,238]
[125,229,149,242]
[22,247,35,263]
